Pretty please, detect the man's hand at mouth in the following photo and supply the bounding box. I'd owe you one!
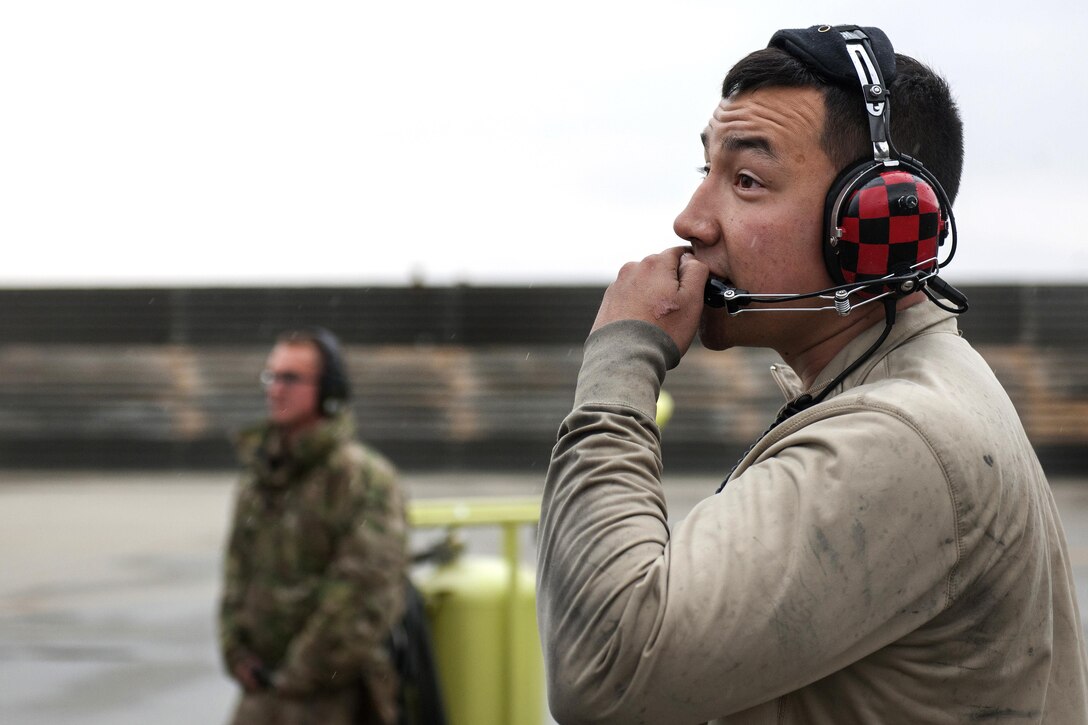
[591,246,709,356]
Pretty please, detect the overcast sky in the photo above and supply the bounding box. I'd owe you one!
[2,0,1085,287]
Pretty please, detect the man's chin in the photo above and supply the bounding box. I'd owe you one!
[698,314,734,351]
[267,408,295,427]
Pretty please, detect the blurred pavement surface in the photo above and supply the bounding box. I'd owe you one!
[2,470,1087,725]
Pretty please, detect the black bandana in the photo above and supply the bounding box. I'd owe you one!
[768,24,897,88]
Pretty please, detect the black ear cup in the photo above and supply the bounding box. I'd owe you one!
[308,327,350,416]
[823,157,950,292]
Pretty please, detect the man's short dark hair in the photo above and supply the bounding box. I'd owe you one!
[721,47,964,203]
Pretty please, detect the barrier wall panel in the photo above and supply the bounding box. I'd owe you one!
[0,285,1083,473]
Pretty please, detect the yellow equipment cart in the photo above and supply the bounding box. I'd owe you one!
[409,497,544,725]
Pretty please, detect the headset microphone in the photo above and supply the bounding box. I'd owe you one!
[703,267,948,317]
[704,264,967,316]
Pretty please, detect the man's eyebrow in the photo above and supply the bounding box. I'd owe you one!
[723,133,778,159]
[699,130,779,161]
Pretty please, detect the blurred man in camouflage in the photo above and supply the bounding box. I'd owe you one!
[219,327,408,725]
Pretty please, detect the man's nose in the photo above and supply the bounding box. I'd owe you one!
[673,187,719,248]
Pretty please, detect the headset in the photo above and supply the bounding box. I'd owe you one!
[704,24,968,318]
[816,27,957,299]
[307,326,351,417]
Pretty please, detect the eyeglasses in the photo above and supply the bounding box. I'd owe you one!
[260,370,317,388]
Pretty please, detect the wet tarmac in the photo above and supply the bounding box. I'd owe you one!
[2,470,1087,725]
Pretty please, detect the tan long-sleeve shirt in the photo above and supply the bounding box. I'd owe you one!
[537,305,1088,724]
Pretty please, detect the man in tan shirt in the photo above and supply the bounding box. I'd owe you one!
[537,24,1088,724]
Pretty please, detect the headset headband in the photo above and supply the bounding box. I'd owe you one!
[768,25,897,87]
[770,25,896,162]
[840,29,892,162]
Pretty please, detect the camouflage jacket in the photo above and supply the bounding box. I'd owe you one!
[219,413,407,695]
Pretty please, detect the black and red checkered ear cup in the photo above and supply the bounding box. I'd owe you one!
[823,159,949,292]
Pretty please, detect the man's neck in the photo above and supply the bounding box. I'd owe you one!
[779,293,924,390]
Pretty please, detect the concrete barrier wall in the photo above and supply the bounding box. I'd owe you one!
[0,285,1084,473]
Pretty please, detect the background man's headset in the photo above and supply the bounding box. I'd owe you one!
[308,326,351,417]
[703,24,969,418]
